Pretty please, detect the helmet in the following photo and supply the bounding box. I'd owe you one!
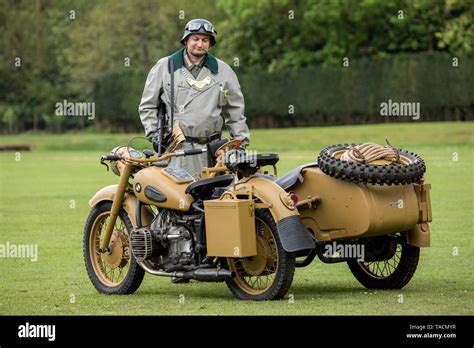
[180,18,217,46]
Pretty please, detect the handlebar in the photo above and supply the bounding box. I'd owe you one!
[176,148,207,157]
[100,148,207,165]
[101,154,121,161]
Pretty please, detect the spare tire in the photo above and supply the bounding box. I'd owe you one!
[317,144,426,185]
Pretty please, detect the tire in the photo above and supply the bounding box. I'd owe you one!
[225,209,295,300]
[318,144,426,185]
[347,234,419,289]
[83,201,144,294]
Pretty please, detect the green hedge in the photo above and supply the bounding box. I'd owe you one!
[93,69,148,132]
[92,52,473,131]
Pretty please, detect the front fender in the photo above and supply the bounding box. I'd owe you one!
[89,185,153,228]
[89,185,119,207]
[230,177,316,252]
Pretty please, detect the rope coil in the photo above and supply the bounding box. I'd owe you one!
[340,139,401,164]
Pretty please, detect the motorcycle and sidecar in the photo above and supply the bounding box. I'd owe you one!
[83,139,432,300]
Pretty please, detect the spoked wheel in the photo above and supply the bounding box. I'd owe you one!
[318,144,426,185]
[225,209,295,301]
[347,233,420,289]
[83,201,144,294]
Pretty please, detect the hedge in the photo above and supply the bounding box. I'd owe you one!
[91,52,473,131]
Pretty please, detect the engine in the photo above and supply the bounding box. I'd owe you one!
[130,210,194,269]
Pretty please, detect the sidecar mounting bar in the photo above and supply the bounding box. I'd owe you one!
[296,196,321,210]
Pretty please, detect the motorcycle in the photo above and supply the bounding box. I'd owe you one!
[83,139,432,300]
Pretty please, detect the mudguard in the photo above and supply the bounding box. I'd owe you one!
[276,215,317,252]
[88,185,154,228]
[229,177,316,252]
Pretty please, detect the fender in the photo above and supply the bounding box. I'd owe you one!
[406,183,432,247]
[88,185,154,228]
[229,177,316,252]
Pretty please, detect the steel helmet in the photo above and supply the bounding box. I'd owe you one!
[180,18,217,46]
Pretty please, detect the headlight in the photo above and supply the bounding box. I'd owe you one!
[108,146,142,176]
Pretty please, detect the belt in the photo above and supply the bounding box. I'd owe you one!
[184,132,221,145]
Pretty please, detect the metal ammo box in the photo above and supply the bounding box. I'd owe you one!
[203,198,257,257]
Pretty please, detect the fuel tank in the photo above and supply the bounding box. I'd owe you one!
[133,166,194,211]
[292,167,423,241]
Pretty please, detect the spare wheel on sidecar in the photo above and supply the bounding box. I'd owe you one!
[317,142,426,185]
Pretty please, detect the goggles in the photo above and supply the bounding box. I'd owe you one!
[186,22,216,34]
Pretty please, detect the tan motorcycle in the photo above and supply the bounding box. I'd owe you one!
[84,139,432,300]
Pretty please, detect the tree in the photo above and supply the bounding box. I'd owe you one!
[215,0,474,70]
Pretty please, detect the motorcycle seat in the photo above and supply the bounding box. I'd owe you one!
[275,162,318,190]
[185,174,235,199]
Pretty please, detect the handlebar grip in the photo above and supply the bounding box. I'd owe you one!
[176,149,207,157]
[101,154,121,161]
[186,148,207,156]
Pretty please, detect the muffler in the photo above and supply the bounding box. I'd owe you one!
[138,262,235,282]
[176,268,235,282]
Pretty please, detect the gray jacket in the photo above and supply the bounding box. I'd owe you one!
[139,48,250,176]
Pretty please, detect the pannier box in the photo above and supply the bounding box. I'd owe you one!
[204,198,257,257]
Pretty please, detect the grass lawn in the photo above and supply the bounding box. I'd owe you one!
[0,122,473,315]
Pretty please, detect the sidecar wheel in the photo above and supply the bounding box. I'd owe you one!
[225,209,295,301]
[347,235,419,289]
[83,201,144,294]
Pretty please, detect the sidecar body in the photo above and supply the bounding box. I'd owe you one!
[287,166,432,247]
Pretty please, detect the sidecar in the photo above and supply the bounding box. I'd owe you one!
[212,143,432,290]
[287,164,431,245]
[274,144,432,289]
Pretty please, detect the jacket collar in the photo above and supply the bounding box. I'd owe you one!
[168,48,218,74]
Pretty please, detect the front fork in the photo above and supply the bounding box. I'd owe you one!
[99,163,133,251]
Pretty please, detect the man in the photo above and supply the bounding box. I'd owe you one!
[139,18,250,177]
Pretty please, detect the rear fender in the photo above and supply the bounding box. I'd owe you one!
[88,185,154,228]
[406,183,432,247]
[229,177,316,252]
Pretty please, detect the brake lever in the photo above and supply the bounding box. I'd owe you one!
[100,158,110,171]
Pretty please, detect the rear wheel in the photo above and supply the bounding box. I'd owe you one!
[225,209,295,300]
[347,233,419,289]
[83,201,144,294]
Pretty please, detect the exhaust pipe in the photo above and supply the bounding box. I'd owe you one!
[176,268,235,282]
[138,261,235,282]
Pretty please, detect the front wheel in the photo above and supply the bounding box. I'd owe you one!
[83,201,144,294]
[347,234,419,289]
[225,209,295,300]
